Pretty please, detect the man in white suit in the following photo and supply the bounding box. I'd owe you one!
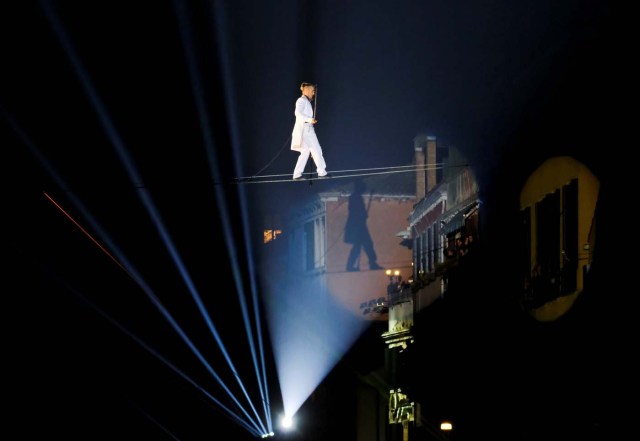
[291,82,328,179]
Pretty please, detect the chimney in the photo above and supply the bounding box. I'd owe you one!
[426,135,437,192]
[413,134,437,199]
[414,135,426,200]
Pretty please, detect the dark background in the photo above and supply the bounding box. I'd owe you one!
[4,1,629,439]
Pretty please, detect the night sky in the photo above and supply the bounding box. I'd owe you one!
[5,1,628,440]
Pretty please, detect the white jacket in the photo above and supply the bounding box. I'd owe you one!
[290,95,315,152]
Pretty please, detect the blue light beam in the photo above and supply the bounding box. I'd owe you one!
[175,0,273,432]
[40,1,268,434]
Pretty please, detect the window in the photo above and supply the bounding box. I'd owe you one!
[304,216,326,271]
[523,178,580,309]
[413,235,421,279]
[420,232,427,274]
[427,226,434,272]
[263,229,282,244]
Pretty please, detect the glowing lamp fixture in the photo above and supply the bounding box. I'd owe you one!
[280,415,294,430]
[385,269,401,279]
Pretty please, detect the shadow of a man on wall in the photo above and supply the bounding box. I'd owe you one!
[344,179,383,272]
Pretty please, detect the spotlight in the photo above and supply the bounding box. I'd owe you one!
[280,415,294,430]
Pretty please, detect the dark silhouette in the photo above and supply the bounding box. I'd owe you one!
[344,180,383,271]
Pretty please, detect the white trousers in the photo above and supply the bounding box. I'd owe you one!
[293,127,327,178]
